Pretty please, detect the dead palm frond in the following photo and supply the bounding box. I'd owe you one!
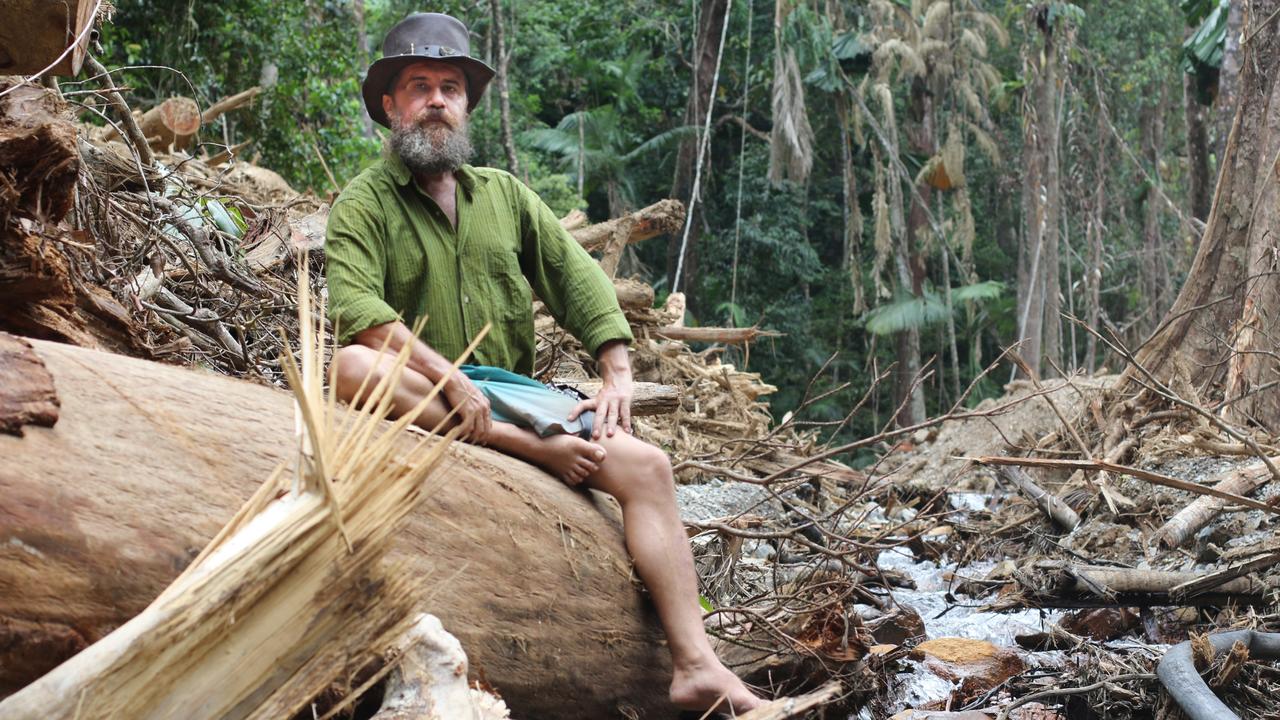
[768,39,815,184]
[0,258,485,720]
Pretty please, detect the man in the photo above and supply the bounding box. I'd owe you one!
[325,12,762,715]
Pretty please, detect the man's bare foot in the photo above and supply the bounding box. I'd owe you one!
[669,659,763,715]
[523,433,606,486]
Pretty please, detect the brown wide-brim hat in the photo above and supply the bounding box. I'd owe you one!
[362,12,495,128]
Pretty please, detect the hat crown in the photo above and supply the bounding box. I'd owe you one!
[382,13,471,59]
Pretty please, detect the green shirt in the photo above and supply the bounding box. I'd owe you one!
[325,153,632,376]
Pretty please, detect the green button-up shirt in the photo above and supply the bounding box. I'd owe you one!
[325,153,632,377]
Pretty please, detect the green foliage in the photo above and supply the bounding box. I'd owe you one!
[92,0,1208,444]
[863,281,1004,336]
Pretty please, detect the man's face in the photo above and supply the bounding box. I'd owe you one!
[383,60,474,175]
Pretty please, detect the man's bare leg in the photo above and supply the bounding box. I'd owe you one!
[584,432,762,714]
[334,345,759,712]
[332,346,605,483]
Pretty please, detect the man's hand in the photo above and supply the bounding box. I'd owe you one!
[441,373,493,444]
[569,340,634,439]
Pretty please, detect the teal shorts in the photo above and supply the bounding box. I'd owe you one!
[461,365,594,439]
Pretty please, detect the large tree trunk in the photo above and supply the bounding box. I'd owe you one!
[0,339,675,719]
[1129,0,1280,432]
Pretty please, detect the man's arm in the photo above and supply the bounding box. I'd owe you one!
[353,320,493,443]
[568,339,634,438]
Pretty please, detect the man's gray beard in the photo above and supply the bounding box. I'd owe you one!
[389,115,473,175]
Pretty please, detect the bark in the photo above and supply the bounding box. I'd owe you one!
[489,0,519,176]
[666,0,730,305]
[571,198,685,252]
[997,466,1079,531]
[1017,11,1063,378]
[1184,73,1212,222]
[200,86,261,126]
[0,0,97,75]
[1138,94,1171,337]
[904,78,936,401]
[1013,560,1265,607]
[0,340,676,719]
[0,84,139,352]
[612,277,655,312]
[555,377,679,416]
[1153,459,1276,548]
[1084,98,1108,373]
[354,0,375,139]
[1128,0,1280,433]
[654,325,778,345]
[1214,0,1245,161]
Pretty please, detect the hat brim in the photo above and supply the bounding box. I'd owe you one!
[362,54,495,128]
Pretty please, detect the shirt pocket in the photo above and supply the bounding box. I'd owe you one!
[480,245,532,321]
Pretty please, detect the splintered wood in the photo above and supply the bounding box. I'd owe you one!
[0,271,462,720]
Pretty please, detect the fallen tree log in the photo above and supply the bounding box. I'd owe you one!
[0,0,97,76]
[106,97,201,152]
[1153,458,1278,548]
[0,338,675,718]
[571,198,685,252]
[654,325,781,345]
[995,560,1269,609]
[555,377,679,416]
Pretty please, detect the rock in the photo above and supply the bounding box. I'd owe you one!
[912,637,1026,701]
[1058,607,1139,641]
[866,605,926,646]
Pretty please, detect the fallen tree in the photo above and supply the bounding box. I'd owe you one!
[0,337,675,719]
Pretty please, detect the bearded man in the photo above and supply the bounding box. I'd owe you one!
[325,12,762,715]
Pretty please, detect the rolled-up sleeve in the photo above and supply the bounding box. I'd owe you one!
[517,184,633,358]
[325,194,400,345]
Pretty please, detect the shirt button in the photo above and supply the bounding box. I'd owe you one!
[463,294,470,304]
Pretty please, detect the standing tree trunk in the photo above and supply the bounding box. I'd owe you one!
[1138,94,1171,337]
[1084,96,1109,374]
[1017,7,1062,377]
[1214,0,1245,161]
[667,0,731,311]
[1184,72,1212,221]
[490,0,520,177]
[355,0,375,139]
[904,77,936,404]
[1130,0,1280,432]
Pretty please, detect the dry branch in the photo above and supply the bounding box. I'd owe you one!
[996,466,1080,531]
[201,86,261,125]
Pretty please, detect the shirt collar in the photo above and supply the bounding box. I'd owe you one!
[383,151,488,195]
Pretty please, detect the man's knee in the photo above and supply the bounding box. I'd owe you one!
[332,344,382,401]
[611,437,674,497]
